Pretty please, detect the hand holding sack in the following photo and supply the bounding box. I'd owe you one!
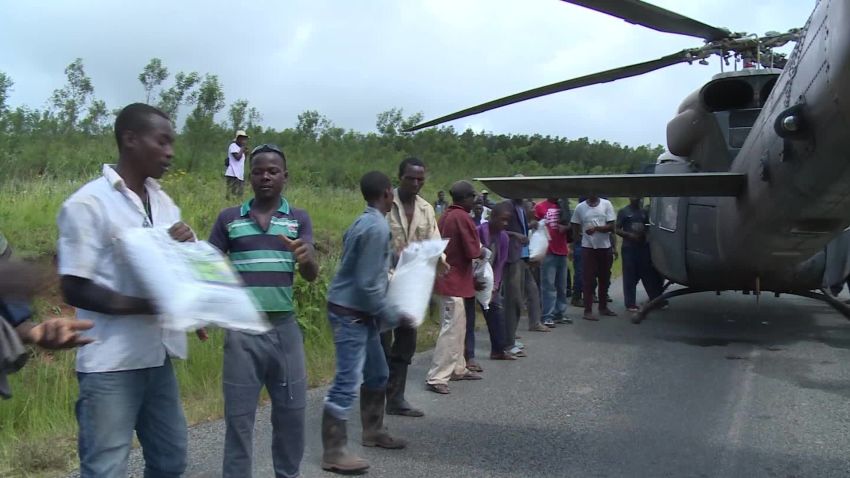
[116,227,271,334]
[474,247,494,310]
[386,239,449,328]
[528,219,550,262]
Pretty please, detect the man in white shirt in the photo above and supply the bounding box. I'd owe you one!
[58,103,202,477]
[225,130,249,198]
[571,195,618,321]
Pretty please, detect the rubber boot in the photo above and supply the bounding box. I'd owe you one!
[360,387,408,449]
[321,408,369,474]
[385,362,424,417]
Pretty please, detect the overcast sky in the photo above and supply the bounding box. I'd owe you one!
[0,0,812,147]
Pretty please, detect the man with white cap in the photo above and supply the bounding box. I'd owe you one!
[225,130,249,198]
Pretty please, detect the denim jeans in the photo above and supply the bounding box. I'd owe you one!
[464,293,508,359]
[76,358,187,478]
[540,253,568,321]
[324,309,389,420]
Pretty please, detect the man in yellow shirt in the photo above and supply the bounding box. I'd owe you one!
[383,157,444,417]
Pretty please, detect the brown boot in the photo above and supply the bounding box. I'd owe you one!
[321,408,369,474]
[360,387,408,449]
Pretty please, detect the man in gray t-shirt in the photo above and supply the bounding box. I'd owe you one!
[571,195,618,321]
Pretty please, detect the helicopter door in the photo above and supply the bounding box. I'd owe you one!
[685,202,721,287]
[649,196,688,285]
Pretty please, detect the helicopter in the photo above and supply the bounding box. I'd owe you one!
[406,0,850,323]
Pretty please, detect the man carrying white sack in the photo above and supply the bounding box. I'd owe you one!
[322,171,412,474]
[382,156,447,418]
[425,180,485,395]
[208,143,319,478]
[57,103,203,478]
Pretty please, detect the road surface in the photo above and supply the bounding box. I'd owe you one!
[121,283,850,477]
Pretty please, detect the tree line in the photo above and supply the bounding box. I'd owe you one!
[0,58,664,185]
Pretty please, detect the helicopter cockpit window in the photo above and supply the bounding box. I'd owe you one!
[659,198,678,232]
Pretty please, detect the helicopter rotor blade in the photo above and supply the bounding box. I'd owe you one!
[563,0,731,42]
[405,49,701,132]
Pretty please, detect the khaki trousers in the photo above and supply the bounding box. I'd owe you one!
[425,295,467,385]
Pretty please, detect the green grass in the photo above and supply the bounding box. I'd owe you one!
[0,171,446,477]
[0,170,623,476]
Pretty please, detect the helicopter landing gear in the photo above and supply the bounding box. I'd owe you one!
[632,285,701,324]
[631,286,850,324]
[786,288,850,321]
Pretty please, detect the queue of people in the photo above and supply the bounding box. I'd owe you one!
[0,103,667,477]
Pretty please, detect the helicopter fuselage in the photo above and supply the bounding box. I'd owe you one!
[649,0,850,292]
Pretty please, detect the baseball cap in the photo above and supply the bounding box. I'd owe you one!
[233,130,249,141]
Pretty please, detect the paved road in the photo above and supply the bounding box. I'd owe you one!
[125,283,850,477]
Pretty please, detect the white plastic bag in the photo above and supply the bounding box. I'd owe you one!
[474,247,494,310]
[528,220,550,262]
[386,239,449,328]
[116,227,270,334]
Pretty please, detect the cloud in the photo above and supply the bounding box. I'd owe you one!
[0,0,815,146]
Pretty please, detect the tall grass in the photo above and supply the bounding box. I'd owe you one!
[0,170,442,476]
[0,133,621,475]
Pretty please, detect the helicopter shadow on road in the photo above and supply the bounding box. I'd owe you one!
[571,288,850,350]
[569,288,850,400]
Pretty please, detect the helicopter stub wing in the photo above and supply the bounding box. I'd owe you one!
[476,173,745,199]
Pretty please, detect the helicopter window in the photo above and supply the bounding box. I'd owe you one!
[658,198,678,232]
[702,79,754,111]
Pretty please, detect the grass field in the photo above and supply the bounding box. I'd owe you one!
[0,169,623,476]
[0,171,446,477]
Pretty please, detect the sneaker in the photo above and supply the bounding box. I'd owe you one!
[626,306,640,313]
[543,320,556,328]
[599,309,618,317]
[515,341,525,349]
[508,347,527,357]
[555,317,572,324]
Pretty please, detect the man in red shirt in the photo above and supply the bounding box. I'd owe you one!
[425,181,483,395]
[535,198,571,326]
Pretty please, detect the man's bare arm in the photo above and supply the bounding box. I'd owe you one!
[60,276,156,316]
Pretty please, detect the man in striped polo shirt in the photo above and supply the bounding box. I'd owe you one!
[209,144,318,478]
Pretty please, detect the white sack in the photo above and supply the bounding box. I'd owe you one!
[116,227,270,334]
[386,239,449,328]
[474,247,494,310]
[528,220,550,262]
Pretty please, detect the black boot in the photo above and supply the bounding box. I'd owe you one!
[361,387,408,449]
[385,361,424,417]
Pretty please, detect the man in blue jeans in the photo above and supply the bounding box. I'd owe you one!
[322,171,410,474]
[535,198,572,326]
[57,103,201,477]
